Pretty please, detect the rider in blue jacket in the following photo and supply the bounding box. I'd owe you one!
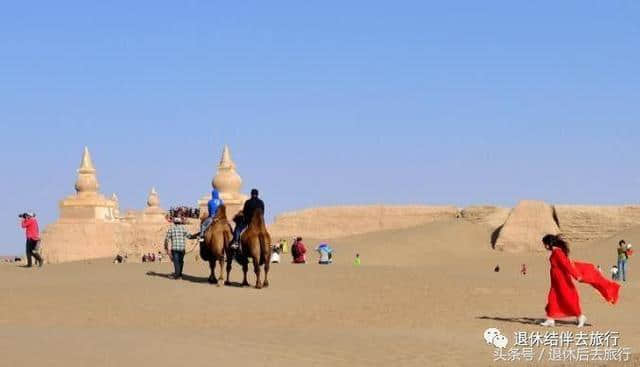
[199,189,223,241]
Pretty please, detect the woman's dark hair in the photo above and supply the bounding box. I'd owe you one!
[619,240,626,246]
[542,234,570,255]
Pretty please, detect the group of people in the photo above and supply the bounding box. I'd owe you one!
[163,186,352,278]
[15,189,363,275]
[168,206,200,220]
[164,188,266,279]
[1,257,23,264]
[269,240,344,265]
[142,252,163,263]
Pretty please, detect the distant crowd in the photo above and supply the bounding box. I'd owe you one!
[1,257,23,264]
[142,252,164,263]
[112,251,165,264]
[268,237,349,265]
[168,206,200,220]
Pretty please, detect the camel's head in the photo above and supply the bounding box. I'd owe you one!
[216,204,227,220]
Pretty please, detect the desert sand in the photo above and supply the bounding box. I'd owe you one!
[1,220,638,366]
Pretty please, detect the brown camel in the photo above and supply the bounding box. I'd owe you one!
[239,208,272,289]
[201,205,232,286]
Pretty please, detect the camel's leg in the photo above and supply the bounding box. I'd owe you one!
[241,257,250,287]
[217,257,224,285]
[211,259,220,284]
[263,254,270,288]
[225,251,233,286]
[253,255,262,289]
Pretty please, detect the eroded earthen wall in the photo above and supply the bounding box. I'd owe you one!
[555,205,640,243]
[268,205,459,239]
[42,219,200,264]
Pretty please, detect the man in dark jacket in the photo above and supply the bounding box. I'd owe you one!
[243,189,265,226]
[231,189,264,249]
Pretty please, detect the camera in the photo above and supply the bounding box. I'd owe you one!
[18,213,29,219]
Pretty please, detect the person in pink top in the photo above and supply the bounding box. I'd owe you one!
[20,212,43,268]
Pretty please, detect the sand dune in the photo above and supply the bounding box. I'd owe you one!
[1,220,638,366]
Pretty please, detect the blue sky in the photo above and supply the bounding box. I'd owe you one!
[1,1,639,254]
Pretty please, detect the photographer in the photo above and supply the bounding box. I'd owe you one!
[19,212,43,268]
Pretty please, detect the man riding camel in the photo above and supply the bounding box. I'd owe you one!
[199,189,223,242]
[230,188,264,250]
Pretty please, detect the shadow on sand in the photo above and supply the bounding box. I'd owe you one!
[477,316,592,327]
[146,271,248,287]
[146,271,209,284]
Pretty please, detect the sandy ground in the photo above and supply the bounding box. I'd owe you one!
[1,220,638,366]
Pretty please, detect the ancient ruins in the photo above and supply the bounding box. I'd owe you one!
[41,146,640,263]
[42,145,248,263]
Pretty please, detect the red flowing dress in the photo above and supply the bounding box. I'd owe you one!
[546,248,582,318]
[546,248,621,319]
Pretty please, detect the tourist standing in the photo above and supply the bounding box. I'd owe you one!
[165,217,189,279]
[617,240,628,282]
[20,212,43,268]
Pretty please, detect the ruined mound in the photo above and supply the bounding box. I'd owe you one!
[494,200,559,252]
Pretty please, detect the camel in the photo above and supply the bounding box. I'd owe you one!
[201,205,232,286]
[239,208,272,289]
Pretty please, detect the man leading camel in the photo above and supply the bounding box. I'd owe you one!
[165,217,190,279]
[231,188,264,250]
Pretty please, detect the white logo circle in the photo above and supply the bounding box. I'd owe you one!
[483,328,501,344]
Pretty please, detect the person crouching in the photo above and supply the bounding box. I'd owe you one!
[291,237,307,264]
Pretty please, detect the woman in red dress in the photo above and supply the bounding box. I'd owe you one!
[540,234,620,328]
[541,234,585,327]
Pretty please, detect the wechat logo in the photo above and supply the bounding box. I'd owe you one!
[484,328,509,349]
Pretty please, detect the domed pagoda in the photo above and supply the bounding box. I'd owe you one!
[58,147,118,222]
[198,145,248,219]
[142,187,166,222]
